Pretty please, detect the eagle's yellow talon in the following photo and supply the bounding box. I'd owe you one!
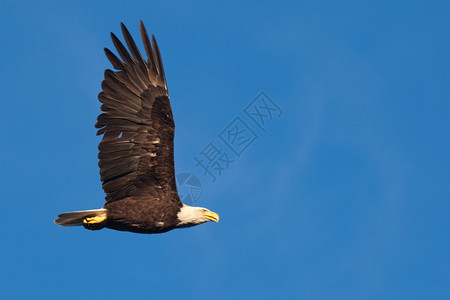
[83,215,107,224]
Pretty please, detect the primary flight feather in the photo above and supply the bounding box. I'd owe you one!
[55,21,219,233]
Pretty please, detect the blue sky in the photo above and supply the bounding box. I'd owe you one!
[1,1,449,299]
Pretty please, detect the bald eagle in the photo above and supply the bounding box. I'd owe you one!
[54,22,219,234]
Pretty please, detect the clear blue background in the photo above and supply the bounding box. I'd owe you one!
[1,1,449,299]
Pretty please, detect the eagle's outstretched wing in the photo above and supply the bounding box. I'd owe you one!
[95,22,180,206]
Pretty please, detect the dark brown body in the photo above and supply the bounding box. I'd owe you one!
[102,198,182,234]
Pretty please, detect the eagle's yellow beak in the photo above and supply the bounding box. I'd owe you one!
[203,211,219,223]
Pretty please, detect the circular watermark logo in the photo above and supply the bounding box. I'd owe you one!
[175,172,202,205]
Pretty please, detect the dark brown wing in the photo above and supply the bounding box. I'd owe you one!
[95,22,181,206]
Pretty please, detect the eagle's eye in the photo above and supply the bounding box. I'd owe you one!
[201,209,207,213]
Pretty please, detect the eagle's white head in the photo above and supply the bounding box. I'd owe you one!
[177,204,219,227]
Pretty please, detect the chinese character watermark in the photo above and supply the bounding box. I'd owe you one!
[219,117,258,157]
[244,92,283,131]
[193,141,234,182]
[188,92,283,202]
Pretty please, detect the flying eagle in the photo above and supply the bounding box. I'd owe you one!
[54,22,219,234]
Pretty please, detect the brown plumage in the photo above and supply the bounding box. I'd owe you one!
[55,22,219,234]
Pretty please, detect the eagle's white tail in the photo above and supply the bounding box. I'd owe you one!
[54,208,107,226]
